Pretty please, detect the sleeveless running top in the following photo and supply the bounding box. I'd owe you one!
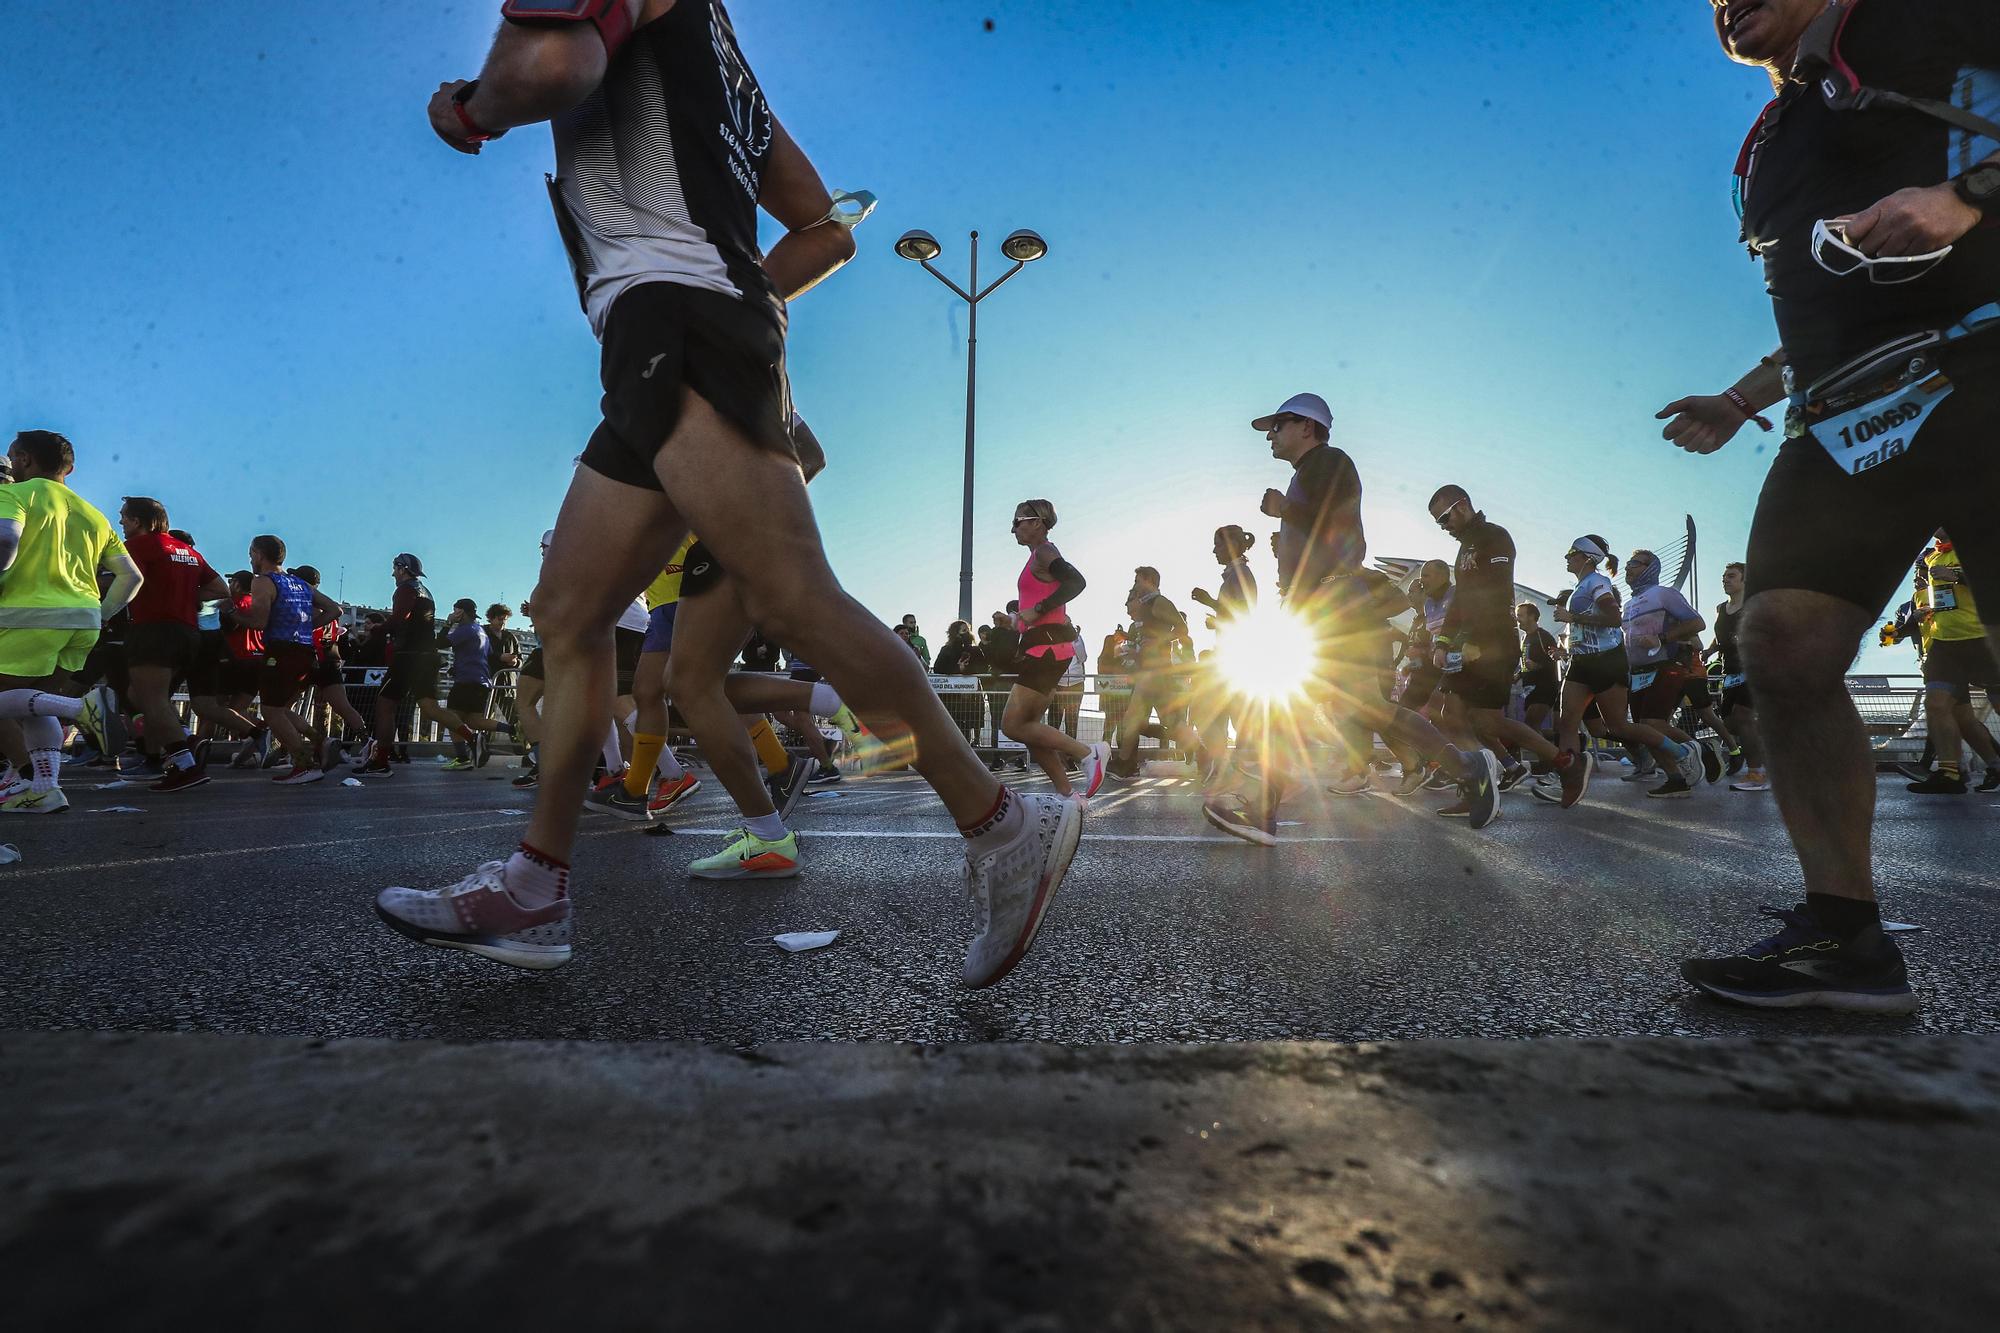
[1017,546,1075,661]
[548,0,781,338]
[264,570,315,647]
[1713,602,1744,677]
[1567,572,1624,655]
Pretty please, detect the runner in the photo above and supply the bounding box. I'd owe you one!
[1516,601,1563,748]
[1202,394,1498,843]
[1676,625,1741,778]
[1907,530,2000,794]
[1660,0,1998,1011]
[439,599,516,770]
[1619,548,1714,798]
[358,554,479,776]
[1544,538,1688,806]
[1104,567,1202,780]
[1710,561,1769,792]
[994,499,1108,802]
[379,8,1079,988]
[291,565,371,769]
[236,534,343,786]
[584,536,702,819]
[773,646,844,785]
[1189,524,1257,781]
[218,572,272,769]
[1429,485,1588,808]
[117,497,232,793]
[0,431,143,814]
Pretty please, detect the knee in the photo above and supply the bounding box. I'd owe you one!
[528,583,615,649]
[1740,597,1859,699]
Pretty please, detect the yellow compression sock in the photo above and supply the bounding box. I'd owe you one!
[626,734,666,796]
[747,717,790,775]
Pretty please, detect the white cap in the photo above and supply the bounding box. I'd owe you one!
[1569,536,1608,560]
[540,528,555,553]
[1251,392,1332,432]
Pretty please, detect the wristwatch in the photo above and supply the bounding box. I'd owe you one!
[1952,161,2000,216]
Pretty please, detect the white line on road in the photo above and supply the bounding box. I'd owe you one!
[3,818,533,879]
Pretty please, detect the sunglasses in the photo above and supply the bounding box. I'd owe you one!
[1431,498,1467,528]
[1810,218,1951,284]
[1011,515,1039,528]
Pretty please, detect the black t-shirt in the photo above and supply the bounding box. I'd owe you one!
[1740,0,2000,385]
[1131,593,1187,671]
[388,579,436,656]
[1441,517,1519,649]
[1276,445,1365,597]
[1714,603,1744,676]
[1522,626,1559,681]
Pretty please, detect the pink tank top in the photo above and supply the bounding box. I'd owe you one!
[1018,548,1075,660]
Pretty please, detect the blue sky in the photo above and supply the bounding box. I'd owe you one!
[0,1,1919,671]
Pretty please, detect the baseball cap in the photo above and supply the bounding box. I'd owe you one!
[453,597,478,614]
[392,552,424,577]
[1251,392,1333,432]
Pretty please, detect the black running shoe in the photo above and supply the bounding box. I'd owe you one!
[1680,905,1916,1013]
[1725,746,1746,777]
[1978,769,2000,794]
[808,764,843,786]
[1497,763,1530,793]
[767,756,816,823]
[1457,749,1501,829]
[584,781,652,821]
[510,763,539,789]
[475,731,493,769]
[1906,772,1967,794]
[1699,740,1723,785]
[1202,794,1276,846]
[1647,774,1694,798]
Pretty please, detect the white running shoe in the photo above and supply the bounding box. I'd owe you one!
[1078,741,1112,798]
[1730,770,1772,792]
[274,765,326,787]
[375,862,573,970]
[1327,772,1372,796]
[1676,742,1706,789]
[961,791,1082,989]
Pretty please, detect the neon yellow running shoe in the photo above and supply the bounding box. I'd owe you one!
[828,704,862,740]
[689,828,801,880]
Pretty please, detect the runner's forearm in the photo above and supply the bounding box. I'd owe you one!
[762,224,856,304]
[1731,352,1787,412]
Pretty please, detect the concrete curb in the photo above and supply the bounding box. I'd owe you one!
[4,1032,1996,1330]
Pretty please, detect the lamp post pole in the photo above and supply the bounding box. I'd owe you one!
[959,232,978,626]
[895,226,1047,627]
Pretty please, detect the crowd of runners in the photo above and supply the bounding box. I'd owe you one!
[6,0,1995,1017]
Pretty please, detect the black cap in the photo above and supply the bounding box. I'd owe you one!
[453,597,478,614]
[393,553,424,577]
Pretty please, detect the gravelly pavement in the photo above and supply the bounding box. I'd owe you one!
[3,757,1994,1043]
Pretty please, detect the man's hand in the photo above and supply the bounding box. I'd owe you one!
[1656,394,1749,455]
[428,80,483,155]
[1259,488,1287,520]
[1552,605,1573,625]
[1190,588,1215,608]
[1843,184,1983,257]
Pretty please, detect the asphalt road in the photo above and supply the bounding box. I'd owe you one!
[4,755,1995,1043]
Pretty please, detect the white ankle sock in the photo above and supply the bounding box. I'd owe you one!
[745,813,788,841]
[959,787,1025,858]
[601,722,623,772]
[0,689,83,721]
[655,748,685,782]
[503,844,569,908]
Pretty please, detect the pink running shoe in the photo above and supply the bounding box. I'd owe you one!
[375,862,573,970]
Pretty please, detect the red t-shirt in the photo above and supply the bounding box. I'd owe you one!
[226,594,264,660]
[125,531,221,626]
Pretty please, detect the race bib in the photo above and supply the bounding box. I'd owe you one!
[1804,374,1953,477]
[1629,669,1658,692]
[1933,585,1959,611]
[1723,671,1746,689]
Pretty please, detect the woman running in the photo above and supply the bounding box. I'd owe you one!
[1547,536,1687,805]
[1000,499,1109,801]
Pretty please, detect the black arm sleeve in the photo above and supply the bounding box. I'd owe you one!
[1045,557,1087,608]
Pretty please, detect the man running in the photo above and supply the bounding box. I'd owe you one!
[118,497,232,793]
[1105,567,1200,779]
[377,2,1081,987]
[236,534,343,786]
[584,537,702,818]
[1429,485,1587,807]
[1619,548,1713,799]
[1203,394,1498,843]
[1710,561,1768,792]
[360,553,478,775]
[1659,0,1998,1011]
[0,431,143,814]
[995,499,1108,802]
[293,565,370,768]
[1907,531,2000,794]
[441,599,516,770]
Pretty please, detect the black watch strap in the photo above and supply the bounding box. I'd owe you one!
[1953,162,2000,213]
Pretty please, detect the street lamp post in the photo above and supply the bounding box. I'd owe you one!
[894,226,1049,625]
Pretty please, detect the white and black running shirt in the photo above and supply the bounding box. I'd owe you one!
[547,0,781,338]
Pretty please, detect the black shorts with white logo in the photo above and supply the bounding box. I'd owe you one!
[1566,645,1630,697]
[1746,346,2000,616]
[580,282,795,491]
[679,540,724,598]
[1923,636,2000,702]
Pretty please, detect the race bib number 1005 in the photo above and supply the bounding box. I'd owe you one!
[1808,375,1953,477]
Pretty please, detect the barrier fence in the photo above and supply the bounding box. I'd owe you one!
[168,667,1965,767]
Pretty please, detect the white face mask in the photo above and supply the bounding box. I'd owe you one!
[746,930,841,953]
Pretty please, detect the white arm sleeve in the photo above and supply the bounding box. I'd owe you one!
[100,552,143,621]
[0,518,20,573]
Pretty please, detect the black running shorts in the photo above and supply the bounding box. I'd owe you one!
[258,641,318,708]
[380,652,441,703]
[1628,660,1690,721]
[185,629,229,697]
[127,621,203,676]
[1014,650,1067,696]
[1923,636,2000,702]
[1566,645,1629,697]
[446,681,492,715]
[1398,663,1442,710]
[615,627,644,695]
[1745,347,2000,616]
[1522,672,1560,711]
[580,282,794,491]
[1722,683,1754,714]
[678,540,724,599]
[520,648,545,682]
[1450,637,1518,711]
[1681,671,1715,710]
